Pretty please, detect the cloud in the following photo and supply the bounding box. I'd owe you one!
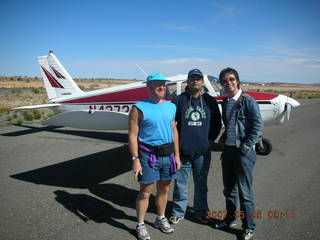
[302,60,320,69]
[71,55,320,83]
[254,44,320,59]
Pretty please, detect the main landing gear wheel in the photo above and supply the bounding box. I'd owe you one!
[256,137,272,155]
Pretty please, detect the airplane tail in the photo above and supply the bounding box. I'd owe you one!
[37,51,83,100]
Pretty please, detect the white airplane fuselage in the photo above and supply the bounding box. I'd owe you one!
[45,80,300,130]
[13,51,300,132]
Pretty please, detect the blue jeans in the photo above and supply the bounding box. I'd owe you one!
[171,149,211,218]
[221,146,256,230]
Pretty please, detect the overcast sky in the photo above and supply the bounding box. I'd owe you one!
[1,0,319,83]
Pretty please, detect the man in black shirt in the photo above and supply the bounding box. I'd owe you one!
[169,69,221,224]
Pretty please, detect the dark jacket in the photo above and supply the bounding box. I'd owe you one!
[221,91,263,154]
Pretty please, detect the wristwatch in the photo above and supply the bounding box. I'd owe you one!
[132,156,139,161]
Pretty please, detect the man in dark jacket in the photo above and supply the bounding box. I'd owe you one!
[169,69,222,224]
[215,67,263,240]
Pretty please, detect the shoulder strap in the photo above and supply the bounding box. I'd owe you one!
[225,94,244,131]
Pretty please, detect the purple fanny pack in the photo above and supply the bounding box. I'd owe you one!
[138,142,177,174]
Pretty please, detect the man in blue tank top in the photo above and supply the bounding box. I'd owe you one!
[128,73,181,240]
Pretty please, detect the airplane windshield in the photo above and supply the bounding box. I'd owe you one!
[165,75,223,98]
[207,75,222,93]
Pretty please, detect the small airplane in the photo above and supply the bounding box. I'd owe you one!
[13,51,300,155]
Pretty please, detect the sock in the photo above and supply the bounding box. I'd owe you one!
[157,215,165,220]
[137,222,144,226]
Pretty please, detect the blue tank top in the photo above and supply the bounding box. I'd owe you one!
[134,99,176,146]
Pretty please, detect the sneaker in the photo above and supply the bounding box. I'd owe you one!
[153,217,174,234]
[242,229,254,240]
[195,215,212,224]
[214,219,237,229]
[169,216,184,225]
[136,224,151,240]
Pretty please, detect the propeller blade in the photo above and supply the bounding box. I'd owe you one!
[286,103,292,121]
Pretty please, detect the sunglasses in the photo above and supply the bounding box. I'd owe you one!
[222,77,237,84]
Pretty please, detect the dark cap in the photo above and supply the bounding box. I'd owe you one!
[188,69,203,77]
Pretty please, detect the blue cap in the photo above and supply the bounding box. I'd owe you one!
[143,73,170,83]
[188,69,203,77]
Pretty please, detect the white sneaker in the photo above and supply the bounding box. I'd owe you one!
[242,229,254,240]
[153,217,174,234]
[136,224,151,240]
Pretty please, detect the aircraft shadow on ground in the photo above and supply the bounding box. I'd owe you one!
[10,145,131,188]
[54,190,137,237]
[2,125,128,143]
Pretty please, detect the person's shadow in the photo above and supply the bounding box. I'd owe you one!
[54,190,137,237]
[89,183,157,215]
[89,183,194,221]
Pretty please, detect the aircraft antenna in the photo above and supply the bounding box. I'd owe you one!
[135,64,148,77]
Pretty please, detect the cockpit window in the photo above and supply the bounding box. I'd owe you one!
[165,82,178,98]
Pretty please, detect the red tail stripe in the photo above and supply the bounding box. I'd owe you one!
[41,66,61,88]
[51,66,65,79]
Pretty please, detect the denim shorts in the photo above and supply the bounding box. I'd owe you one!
[138,150,177,184]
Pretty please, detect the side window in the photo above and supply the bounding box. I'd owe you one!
[166,82,178,98]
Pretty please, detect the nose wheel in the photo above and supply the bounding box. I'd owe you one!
[256,137,272,155]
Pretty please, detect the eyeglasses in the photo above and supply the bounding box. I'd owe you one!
[222,77,237,84]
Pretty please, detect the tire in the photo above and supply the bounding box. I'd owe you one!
[256,137,272,155]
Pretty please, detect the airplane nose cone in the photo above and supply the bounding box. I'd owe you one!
[287,97,300,108]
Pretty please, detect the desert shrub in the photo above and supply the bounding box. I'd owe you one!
[16,119,23,125]
[23,111,34,121]
[6,116,12,122]
[31,87,40,94]
[47,112,59,118]
[13,113,18,119]
[0,105,11,114]
[34,112,41,119]
[11,88,22,94]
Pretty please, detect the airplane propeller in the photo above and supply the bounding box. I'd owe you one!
[279,96,300,123]
[285,102,292,121]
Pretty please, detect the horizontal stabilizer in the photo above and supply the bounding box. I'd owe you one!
[12,103,61,110]
[44,110,129,130]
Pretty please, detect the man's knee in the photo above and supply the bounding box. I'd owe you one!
[138,190,152,200]
[138,184,153,200]
[157,180,171,194]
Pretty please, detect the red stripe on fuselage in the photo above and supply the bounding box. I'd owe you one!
[214,91,278,101]
[60,86,150,104]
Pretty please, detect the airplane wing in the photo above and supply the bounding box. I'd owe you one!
[44,110,129,130]
[12,103,61,110]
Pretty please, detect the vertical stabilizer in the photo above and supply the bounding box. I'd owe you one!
[37,51,83,100]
